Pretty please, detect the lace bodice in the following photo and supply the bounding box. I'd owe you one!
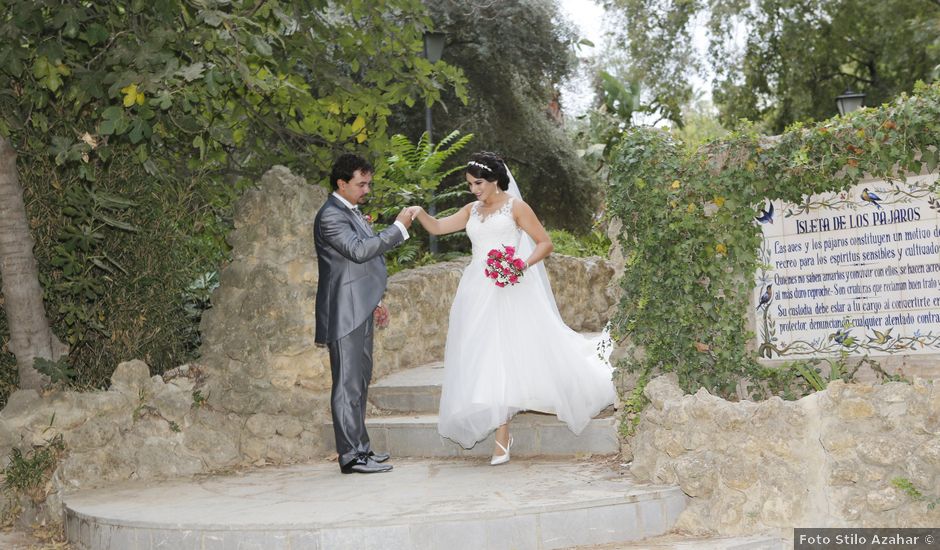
[466,198,521,263]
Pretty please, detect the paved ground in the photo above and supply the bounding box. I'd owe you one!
[65,457,674,529]
[62,456,690,549]
[19,455,784,549]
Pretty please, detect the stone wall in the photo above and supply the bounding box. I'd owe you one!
[0,166,616,523]
[630,374,940,535]
[0,360,236,525]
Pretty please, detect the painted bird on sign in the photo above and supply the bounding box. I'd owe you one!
[830,329,856,348]
[861,188,882,209]
[869,328,893,345]
[755,201,774,224]
[756,284,772,310]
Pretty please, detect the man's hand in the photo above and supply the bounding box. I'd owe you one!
[374,304,390,329]
[395,207,415,228]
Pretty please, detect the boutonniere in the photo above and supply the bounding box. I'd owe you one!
[364,213,373,224]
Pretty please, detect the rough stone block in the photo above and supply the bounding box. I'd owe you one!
[1,390,40,418]
[65,417,119,452]
[857,435,909,466]
[837,398,876,420]
[866,486,904,511]
[674,452,717,497]
[643,374,683,410]
[110,360,151,394]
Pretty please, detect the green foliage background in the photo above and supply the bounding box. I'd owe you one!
[0,311,13,401]
[548,229,611,258]
[34,151,231,384]
[608,0,940,132]
[0,0,466,402]
[608,82,940,398]
[391,0,599,232]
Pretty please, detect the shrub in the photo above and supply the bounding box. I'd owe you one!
[548,229,611,258]
[608,82,940,399]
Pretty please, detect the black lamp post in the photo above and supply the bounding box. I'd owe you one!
[836,89,866,116]
[423,31,445,253]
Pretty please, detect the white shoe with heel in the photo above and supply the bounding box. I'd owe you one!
[490,435,513,466]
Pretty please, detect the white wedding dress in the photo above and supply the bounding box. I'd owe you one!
[437,196,617,448]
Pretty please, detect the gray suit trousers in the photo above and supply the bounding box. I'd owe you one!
[328,316,375,467]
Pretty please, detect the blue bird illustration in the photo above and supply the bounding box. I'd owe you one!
[861,188,882,209]
[755,201,774,224]
[756,284,772,310]
[830,329,856,347]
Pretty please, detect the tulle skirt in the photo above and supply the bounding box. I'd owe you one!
[437,258,617,448]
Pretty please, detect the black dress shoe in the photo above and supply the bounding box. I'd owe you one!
[369,451,390,463]
[341,457,393,474]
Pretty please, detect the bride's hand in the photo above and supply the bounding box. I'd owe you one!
[407,206,425,220]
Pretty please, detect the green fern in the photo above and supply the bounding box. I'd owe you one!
[393,240,420,265]
[372,130,475,272]
[374,130,475,213]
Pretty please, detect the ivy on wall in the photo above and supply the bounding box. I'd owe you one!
[608,82,940,399]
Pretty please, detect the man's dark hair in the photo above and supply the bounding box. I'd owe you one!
[330,153,374,190]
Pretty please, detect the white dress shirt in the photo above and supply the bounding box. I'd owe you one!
[332,192,409,241]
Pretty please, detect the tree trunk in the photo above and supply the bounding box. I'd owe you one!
[0,135,65,389]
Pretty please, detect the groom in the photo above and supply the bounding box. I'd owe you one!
[315,153,414,474]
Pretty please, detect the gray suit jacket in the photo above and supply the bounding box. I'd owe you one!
[314,195,405,344]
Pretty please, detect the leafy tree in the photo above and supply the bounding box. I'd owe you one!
[590,71,643,154]
[597,3,696,126]
[607,81,940,398]
[0,136,62,389]
[572,70,643,179]
[0,0,465,390]
[390,0,599,231]
[669,98,729,148]
[607,0,940,132]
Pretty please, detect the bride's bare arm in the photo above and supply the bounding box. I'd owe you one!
[410,203,472,235]
[513,200,553,268]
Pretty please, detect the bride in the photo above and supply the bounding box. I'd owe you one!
[408,151,616,465]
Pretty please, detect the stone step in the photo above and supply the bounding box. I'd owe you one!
[63,459,687,550]
[370,361,444,413]
[326,411,620,458]
[569,533,788,549]
[370,331,606,414]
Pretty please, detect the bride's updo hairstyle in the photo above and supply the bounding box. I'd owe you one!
[466,152,510,191]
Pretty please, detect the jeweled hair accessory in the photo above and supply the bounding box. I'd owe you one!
[467,160,490,171]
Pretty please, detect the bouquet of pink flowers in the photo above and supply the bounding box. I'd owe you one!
[484,245,526,287]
